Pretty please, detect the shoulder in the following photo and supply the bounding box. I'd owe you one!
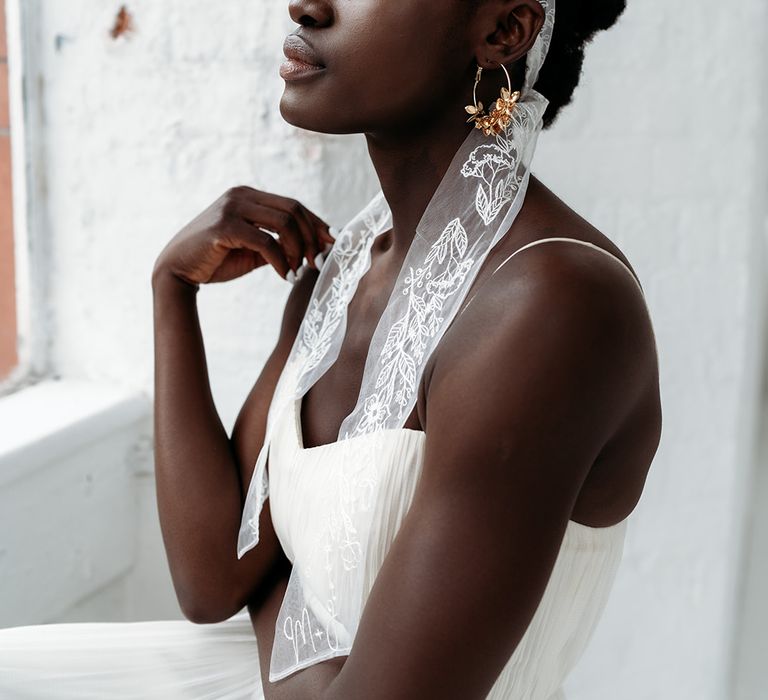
[446,174,652,354]
[429,232,656,443]
[493,234,649,332]
[447,230,652,353]
[487,175,651,338]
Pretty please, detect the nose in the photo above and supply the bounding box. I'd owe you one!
[288,0,333,28]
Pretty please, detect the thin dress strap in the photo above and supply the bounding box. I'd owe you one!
[457,237,646,321]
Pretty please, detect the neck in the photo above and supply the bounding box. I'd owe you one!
[363,111,475,259]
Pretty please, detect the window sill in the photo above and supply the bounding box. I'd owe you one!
[0,379,150,487]
[0,379,152,626]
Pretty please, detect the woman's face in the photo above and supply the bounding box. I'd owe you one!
[279,0,476,136]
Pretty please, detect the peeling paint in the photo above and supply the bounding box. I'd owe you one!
[109,5,134,40]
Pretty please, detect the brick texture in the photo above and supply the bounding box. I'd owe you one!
[15,1,768,697]
[0,0,17,381]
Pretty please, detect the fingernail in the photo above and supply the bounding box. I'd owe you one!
[286,269,295,284]
[296,265,307,280]
[315,252,325,270]
[329,225,340,239]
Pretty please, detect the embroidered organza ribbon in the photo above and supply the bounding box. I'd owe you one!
[237,0,556,682]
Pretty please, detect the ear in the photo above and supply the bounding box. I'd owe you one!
[469,0,546,69]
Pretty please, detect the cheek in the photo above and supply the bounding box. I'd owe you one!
[340,16,425,103]
[336,6,463,120]
[279,1,466,132]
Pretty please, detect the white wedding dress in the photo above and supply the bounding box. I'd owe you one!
[0,238,639,699]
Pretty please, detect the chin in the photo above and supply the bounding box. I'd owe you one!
[278,97,310,129]
[278,94,358,136]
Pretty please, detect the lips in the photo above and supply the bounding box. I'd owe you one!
[282,34,325,68]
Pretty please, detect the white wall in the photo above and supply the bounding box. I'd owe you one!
[533,2,768,697]
[26,0,375,413]
[11,0,767,698]
[13,0,377,622]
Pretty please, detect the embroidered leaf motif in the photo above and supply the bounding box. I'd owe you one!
[375,355,396,390]
[461,133,521,225]
[476,186,491,224]
[347,217,475,435]
[381,315,408,359]
[494,178,508,206]
[435,235,448,264]
[398,353,416,395]
[254,0,559,677]
[411,292,426,317]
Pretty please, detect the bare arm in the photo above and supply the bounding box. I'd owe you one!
[152,186,332,623]
[254,245,657,699]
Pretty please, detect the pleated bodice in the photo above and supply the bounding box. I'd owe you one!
[267,395,629,699]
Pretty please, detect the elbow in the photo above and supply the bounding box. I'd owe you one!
[169,561,248,625]
[177,585,243,625]
[180,604,212,625]
[180,601,217,625]
[180,597,242,625]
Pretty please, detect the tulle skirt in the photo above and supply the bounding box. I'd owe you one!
[0,609,264,699]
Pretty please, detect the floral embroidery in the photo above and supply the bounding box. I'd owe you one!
[254,3,559,682]
[295,232,374,380]
[461,131,522,226]
[273,439,377,673]
[345,217,475,437]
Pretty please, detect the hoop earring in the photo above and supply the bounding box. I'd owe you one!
[464,62,520,137]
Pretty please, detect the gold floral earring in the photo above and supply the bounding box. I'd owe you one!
[464,61,520,136]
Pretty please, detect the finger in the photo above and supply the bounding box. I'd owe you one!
[234,201,305,272]
[223,221,292,280]
[286,201,324,270]
[315,238,335,270]
[300,206,335,246]
[238,189,321,270]
[306,211,336,245]
[255,192,332,269]
[254,189,334,252]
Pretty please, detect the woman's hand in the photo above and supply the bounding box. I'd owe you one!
[153,185,336,287]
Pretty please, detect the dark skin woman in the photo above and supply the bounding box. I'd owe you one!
[151,0,661,698]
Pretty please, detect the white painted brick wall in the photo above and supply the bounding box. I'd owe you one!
[534,2,768,697]
[17,0,768,697]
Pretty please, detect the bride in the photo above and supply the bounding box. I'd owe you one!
[0,0,660,698]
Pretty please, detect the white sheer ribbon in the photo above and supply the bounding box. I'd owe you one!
[237,0,556,682]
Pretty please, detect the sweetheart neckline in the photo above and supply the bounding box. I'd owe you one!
[289,396,630,533]
[293,395,426,452]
